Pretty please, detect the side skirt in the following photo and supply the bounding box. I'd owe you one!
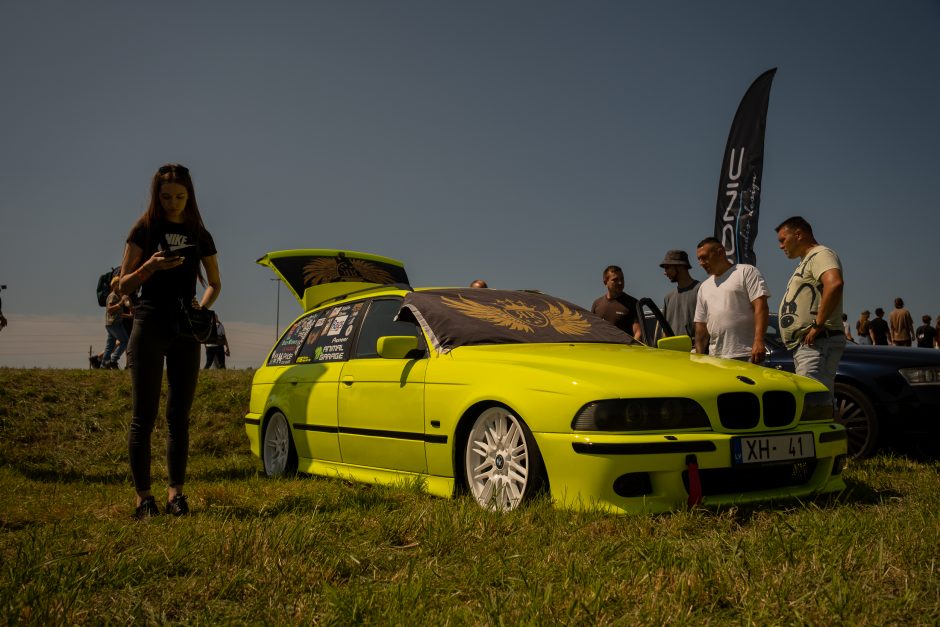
[297,457,456,499]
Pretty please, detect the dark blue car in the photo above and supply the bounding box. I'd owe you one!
[764,314,940,458]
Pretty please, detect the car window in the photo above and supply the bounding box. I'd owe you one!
[354,298,425,359]
[293,301,368,363]
[267,312,321,365]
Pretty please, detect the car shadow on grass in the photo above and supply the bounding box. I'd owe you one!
[835,478,904,505]
[701,477,900,525]
[882,442,940,463]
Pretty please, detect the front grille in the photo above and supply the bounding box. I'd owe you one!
[717,392,760,429]
[682,460,817,496]
[763,391,797,427]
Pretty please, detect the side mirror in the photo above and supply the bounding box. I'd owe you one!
[657,335,693,353]
[376,336,419,359]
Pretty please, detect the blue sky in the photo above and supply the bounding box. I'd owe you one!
[1,1,938,367]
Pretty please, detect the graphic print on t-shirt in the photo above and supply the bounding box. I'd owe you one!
[162,233,194,255]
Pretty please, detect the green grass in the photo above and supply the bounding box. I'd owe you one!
[1,368,939,625]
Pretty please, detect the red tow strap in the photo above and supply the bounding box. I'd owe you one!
[686,454,702,508]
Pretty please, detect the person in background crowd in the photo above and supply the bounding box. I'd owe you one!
[659,249,700,338]
[855,310,872,345]
[119,163,221,520]
[592,265,642,341]
[869,308,890,345]
[842,313,855,343]
[101,276,129,369]
[693,237,770,362]
[915,314,936,349]
[936,315,940,349]
[775,216,845,408]
[204,317,230,369]
[0,293,7,332]
[888,297,915,346]
[470,279,488,288]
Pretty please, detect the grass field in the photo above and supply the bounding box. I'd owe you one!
[1,368,938,625]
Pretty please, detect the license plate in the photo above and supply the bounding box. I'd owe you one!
[732,432,815,465]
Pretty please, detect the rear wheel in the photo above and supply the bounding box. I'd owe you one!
[834,383,880,459]
[464,406,546,511]
[262,411,298,476]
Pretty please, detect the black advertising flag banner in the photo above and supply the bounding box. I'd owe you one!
[714,68,777,266]
[399,289,632,353]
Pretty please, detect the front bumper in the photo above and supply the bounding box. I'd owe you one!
[536,423,847,514]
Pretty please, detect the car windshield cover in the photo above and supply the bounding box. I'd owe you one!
[399,289,634,353]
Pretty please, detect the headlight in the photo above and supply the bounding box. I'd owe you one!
[572,398,710,431]
[800,391,833,422]
[899,367,940,386]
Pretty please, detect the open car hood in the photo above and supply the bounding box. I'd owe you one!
[257,249,410,311]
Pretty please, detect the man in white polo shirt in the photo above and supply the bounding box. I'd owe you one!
[693,237,770,362]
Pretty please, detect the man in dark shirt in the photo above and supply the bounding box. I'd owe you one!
[916,315,936,348]
[869,307,890,345]
[591,265,642,340]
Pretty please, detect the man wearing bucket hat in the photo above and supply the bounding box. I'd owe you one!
[660,249,700,339]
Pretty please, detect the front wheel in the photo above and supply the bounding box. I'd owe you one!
[464,406,546,511]
[262,411,298,476]
[834,383,880,459]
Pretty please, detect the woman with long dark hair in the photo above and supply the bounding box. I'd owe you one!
[119,164,220,519]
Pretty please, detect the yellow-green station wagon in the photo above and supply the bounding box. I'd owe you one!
[245,249,847,514]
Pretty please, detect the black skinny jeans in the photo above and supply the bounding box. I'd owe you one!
[128,317,200,492]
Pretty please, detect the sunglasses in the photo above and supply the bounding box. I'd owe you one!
[158,164,190,175]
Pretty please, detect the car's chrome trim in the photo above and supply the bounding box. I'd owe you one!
[293,423,447,444]
[572,441,717,455]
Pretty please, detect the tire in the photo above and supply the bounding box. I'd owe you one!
[834,383,880,459]
[262,411,298,476]
[464,406,546,511]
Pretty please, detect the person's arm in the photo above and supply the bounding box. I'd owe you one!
[222,331,230,355]
[631,319,642,342]
[119,242,184,295]
[694,322,709,355]
[750,296,769,363]
[120,295,134,319]
[801,268,844,346]
[198,254,221,310]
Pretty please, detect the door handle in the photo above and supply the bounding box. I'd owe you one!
[342,375,354,386]
[288,377,298,385]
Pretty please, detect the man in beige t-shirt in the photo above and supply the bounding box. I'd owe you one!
[888,297,915,346]
[776,216,845,408]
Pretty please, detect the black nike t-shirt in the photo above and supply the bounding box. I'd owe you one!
[127,217,217,320]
